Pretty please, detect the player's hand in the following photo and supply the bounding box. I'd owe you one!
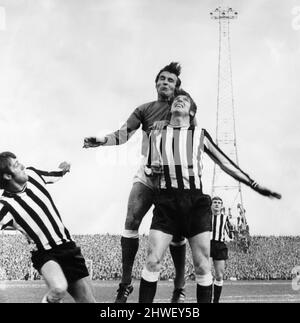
[150,120,169,131]
[254,184,281,199]
[83,136,105,148]
[59,161,71,174]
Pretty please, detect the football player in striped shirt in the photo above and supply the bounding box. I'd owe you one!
[138,90,281,303]
[0,152,96,303]
[210,196,234,303]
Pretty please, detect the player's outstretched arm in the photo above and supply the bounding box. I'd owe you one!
[202,129,282,200]
[83,106,144,149]
[27,164,71,184]
[251,182,281,199]
[83,136,107,148]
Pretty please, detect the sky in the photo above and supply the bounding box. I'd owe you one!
[0,0,299,236]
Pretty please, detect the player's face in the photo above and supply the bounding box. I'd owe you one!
[171,95,191,116]
[212,199,223,213]
[6,158,28,185]
[156,71,177,99]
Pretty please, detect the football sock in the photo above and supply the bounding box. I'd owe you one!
[139,278,158,303]
[213,280,223,303]
[121,236,139,285]
[196,273,213,303]
[169,242,186,289]
[138,267,160,303]
[196,284,213,303]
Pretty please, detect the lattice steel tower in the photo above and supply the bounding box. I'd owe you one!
[210,7,247,227]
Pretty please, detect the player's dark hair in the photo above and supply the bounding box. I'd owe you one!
[173,88,197,120]
[0,151,16,189]
[155,62,182,88]
[212,196,223,204]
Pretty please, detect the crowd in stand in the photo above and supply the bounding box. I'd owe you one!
[1,233,300,281]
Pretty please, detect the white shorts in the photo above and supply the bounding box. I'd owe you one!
[133,160,159,191]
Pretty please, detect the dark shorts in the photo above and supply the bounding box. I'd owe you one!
[151,190,212,238]
[210,240,228,260]
[31,242,89,284]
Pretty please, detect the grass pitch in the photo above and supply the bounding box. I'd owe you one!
[0,280,299,303]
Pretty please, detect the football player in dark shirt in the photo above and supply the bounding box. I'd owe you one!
[84,62,195,303]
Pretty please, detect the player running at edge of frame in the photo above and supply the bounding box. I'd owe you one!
[0,152,96,303]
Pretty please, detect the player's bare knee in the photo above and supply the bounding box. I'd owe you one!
[146,251,162,272]
[215,274,223,281]
[194,259,210,276]
[53,287,67,298]
[195,267,210,276]
[51,279,68,293]
[215,271,224,281]
[48,285,68,302]
[146,258,161,272]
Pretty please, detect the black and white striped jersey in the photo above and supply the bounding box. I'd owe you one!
[211,212,233,242]
[146,125,258,191]
[0,167,73,251]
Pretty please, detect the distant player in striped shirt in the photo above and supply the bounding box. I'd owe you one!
[138,90,281,303]
[210,196,233,303]
[0,152,96,303]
